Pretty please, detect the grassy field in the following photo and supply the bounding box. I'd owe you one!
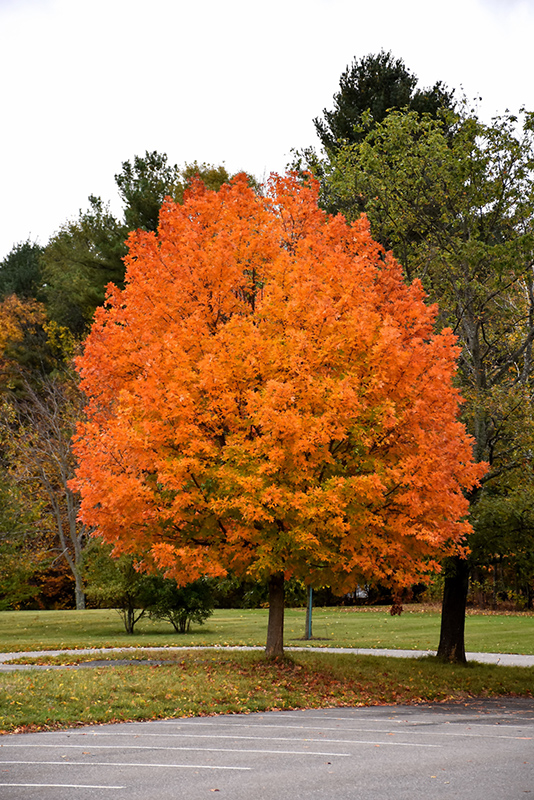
[0,605,533,654]
[1,607,532,734]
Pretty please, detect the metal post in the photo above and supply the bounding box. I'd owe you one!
[304,585,313,640]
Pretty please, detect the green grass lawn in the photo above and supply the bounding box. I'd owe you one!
[1,605,533,654]
[1,650,533,734]
[1,607,532,734]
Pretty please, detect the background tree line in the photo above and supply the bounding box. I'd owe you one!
[0,51,533,663]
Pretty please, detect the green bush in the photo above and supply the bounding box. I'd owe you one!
[145,576,214,633]
[82,539,152,633]
[83,539,214,634]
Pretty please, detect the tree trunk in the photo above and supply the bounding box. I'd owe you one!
[437,556,469,663]
[125,605,135,635]
[73,567,86,609]
[265,572,285,657]
[75,582,86,610]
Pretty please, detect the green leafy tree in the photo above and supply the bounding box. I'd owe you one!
[82,539,153,633]
[145,576,214,633]
[115,151,234,231]
[0,240,44,301]
[469,475,534,609]
[115,151,182,233]
[0,471,46,609]
[41,196,128,335]
[315,107,534,660]
[314,50,454,155]
[175,161,235,199]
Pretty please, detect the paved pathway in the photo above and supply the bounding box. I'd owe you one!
[1,645,533,670]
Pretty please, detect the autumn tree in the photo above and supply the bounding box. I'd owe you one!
[73,174,484,656]
[0,295,50,385]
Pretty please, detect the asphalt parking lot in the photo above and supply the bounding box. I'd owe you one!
[1,698,533,799]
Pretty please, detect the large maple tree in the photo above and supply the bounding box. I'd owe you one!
[73,173,484,655]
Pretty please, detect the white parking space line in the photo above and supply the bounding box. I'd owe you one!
[0,784,125,790]
[1,743,352,756]
[51,732,441,748]
[149,718,532,741]
[274,712,534,725]
[1,760,251,771]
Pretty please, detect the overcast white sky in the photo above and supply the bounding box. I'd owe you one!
[1,0,533,260]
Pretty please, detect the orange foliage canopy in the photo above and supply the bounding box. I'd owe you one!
[73,173,486,594]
